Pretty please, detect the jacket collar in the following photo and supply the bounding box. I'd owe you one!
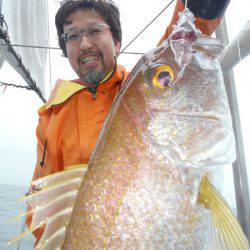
[39,65,127,113]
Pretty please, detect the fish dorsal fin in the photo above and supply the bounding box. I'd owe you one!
[198,177,249,249]
[8,165,88,249]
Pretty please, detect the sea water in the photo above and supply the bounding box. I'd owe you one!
[0,183,35,249]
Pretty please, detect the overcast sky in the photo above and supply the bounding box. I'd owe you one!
[0,0,249,208]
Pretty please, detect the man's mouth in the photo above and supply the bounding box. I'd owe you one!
[77,52,105,84]
[78,53,101,66]
[81,56,99,64]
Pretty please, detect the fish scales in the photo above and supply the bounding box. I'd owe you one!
[10,11,236,250]
[62,15,235,250]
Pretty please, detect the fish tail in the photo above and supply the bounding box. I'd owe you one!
[198,176,249,249]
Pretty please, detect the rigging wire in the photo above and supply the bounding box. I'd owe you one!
[0,0,176,57]
[0,43,144,55]
[118,0,175,56]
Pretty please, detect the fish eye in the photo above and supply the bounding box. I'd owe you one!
[144,63,176,92]
[157,71,171,88]
[148,64,175,89]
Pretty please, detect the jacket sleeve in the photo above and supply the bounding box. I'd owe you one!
[158,0,230,45]
[25,112,50,244]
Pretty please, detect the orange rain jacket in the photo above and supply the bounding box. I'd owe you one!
[32,65,128,179]
[27,0,227,242]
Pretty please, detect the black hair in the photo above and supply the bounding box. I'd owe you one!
[55,0,122,57]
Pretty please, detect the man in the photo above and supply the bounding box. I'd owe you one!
[27,0,230,243]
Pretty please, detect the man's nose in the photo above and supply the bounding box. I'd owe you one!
[79,34,94,50]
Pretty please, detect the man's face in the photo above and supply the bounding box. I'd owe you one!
[63,9,120,86]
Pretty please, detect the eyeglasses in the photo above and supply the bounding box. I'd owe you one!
[61,23,110,43]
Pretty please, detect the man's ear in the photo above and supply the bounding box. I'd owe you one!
[115,41,121,55]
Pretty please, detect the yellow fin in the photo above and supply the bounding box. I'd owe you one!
[198,177,249,249]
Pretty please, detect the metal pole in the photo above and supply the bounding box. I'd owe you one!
[216,18,250,241]
[220,21,250,71]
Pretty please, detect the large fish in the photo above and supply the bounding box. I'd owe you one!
[11,10,249,249]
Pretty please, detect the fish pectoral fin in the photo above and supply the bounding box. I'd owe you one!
[8,165,88,249]
[35,227,66,250]
[198,177,249,250]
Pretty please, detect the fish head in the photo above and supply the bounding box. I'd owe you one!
[139,10,224,113]
[141,9,198,101]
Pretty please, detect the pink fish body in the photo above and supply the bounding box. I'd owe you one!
[12,10,240,250]
[61,10,235,249]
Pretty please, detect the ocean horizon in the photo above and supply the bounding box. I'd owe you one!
[0,183,35,249]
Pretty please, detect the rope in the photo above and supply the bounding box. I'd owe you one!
[185,0,188,9]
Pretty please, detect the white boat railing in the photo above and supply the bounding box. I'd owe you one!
[216,18,250,242]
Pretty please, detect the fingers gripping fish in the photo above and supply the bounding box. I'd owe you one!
[10,9,249,249]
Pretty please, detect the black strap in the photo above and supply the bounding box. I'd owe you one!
[40,140,48,167]
[182,0,230,20]
[88,86,97,100]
